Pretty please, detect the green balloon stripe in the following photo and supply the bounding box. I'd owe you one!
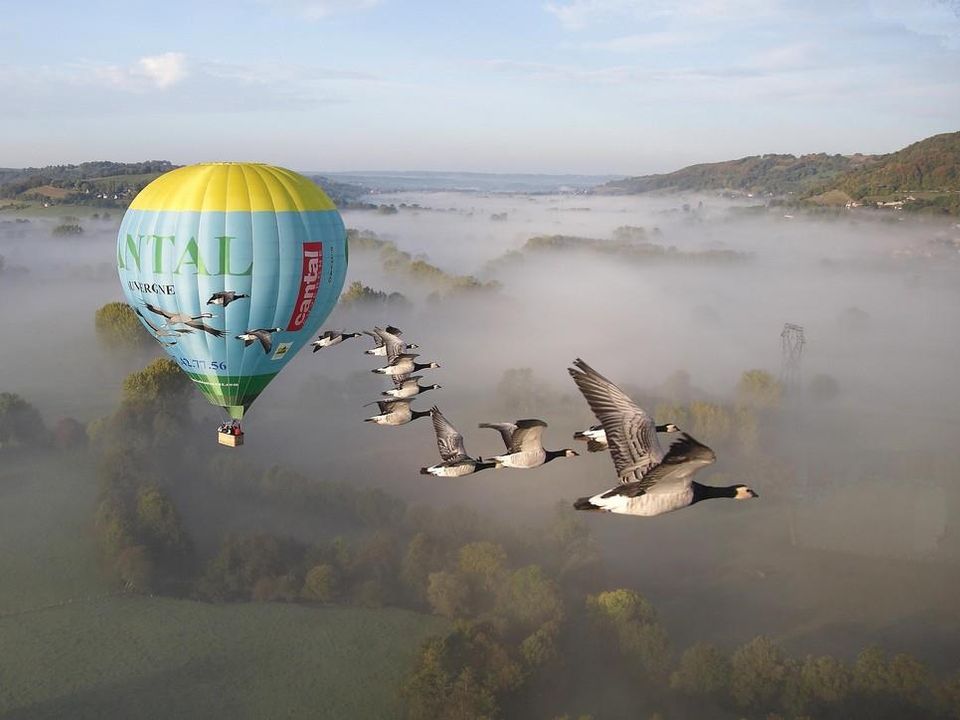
[184,371,279,418]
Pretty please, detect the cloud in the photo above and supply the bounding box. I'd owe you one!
[136,53,188,89]
[0,54,376,117]
[258,0,382,20]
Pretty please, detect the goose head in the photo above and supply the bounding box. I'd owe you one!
[407,343,420,349]
[430,384,442,390]
[734,485,759,500]
[562,449,579,458]
[425,362,440,369]
[662,423,680,432]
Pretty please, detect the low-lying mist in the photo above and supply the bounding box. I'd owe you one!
[2,191,960,690]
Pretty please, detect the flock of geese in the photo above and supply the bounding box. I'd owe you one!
[313,327,760,518]
[140,294,290,355]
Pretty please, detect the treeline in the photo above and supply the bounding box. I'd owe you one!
[0,391,85,451]
[0,161,175,200]
[347,229,500,296]
[600,153,866,196]
[483,230,747,277]
[808,131,960,201]
[339,280,412,309]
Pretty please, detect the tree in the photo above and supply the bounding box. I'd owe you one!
[586,589,669,675]
[0,392,47,448]
[94,302,152,351]
[736,369,782,410]
[115,545,154,593]
[496,368,552,416]
[494,565,564,637]
[670,643,731,697]
[122,358,192,406]
[458,541,507,590]
[688,401,732,444]
[52,417,87,450]
[427,571,471,618]
[400,532,444,604]
[135,482,192,570]
[730,636,788,712]
[302,563,338,602]
[400,623,521,719]
[936,670,960,719]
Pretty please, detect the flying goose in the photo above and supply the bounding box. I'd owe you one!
[363,325,420,362]
[364,326,419,357]
[372,353,440,376]
[568,358,757,516]
[236,327,284,354]
[574,422,681,453]
[312,330,361,352]
[478,419,578,469]
[363,398,431,426]
[421,407,496,477]
[383,375,442,399]
[134,308,193,345]
[142,303,226,337]
[206,291,249,307]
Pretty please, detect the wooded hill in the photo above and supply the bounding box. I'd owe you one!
[599,153,874,196]
[804,131,960,213]
[599,131,960,213]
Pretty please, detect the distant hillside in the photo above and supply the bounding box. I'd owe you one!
[599,153,875,196]
[804,131,960,213]
[0,161,177,207]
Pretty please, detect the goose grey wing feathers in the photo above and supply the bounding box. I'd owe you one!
[376,327,407,363]
[376,399,411,414]
[364,330,385,348]
[431,407,468,462]
[568,358,664,482]
[603,432,717,497]
[478,422,517,450]
[393,374,420,389]
[509,418,547,453]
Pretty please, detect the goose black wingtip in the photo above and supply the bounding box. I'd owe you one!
[574,496,600,511]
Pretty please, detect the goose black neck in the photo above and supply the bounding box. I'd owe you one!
[412,410,432,420]
[544,449,567,463]
[413,363,431,371]
[691,482,737,504]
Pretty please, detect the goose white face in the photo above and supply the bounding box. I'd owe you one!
[564,449,579,458]
[735,485,759,500]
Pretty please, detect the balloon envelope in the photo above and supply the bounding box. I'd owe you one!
[117,162,347,419]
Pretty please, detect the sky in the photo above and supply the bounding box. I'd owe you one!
[1,0,959,174]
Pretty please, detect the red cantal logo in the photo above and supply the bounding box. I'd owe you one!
[287,242,323,331]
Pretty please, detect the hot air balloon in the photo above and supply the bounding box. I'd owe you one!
[116,162,348,445]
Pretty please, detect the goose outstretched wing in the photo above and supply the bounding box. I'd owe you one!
[376,327,407,363]
[568,358,665,482]
[599,432,717,496]
[431,407,468,462]
[478,422,517,450]
[509,419,547,453]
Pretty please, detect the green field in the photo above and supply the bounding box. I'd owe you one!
[0,453,446,720]
[1,598,444,720]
